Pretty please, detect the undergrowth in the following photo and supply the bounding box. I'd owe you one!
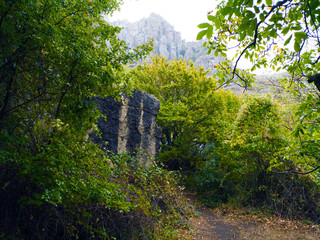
[0,138,193,240]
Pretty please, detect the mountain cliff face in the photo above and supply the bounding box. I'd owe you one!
[112,13,224,73]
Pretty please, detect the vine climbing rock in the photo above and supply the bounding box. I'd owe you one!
[91,90,162,166]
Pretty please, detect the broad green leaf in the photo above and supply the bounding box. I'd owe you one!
[281,27,290,35]
[198,23,211,29]
[207,25,213,39]
[294,41,301,53]
[207,15,215,21]
[215,18,221,29]
[254,6,260,14]
[246,0,254,7]
[197,30,207,40]
[239,31,247,41]
[247,25,254,37]
[246,10,255,19]
[222,6,233,15]
[294,31,308,41]
[270,29,277,38]
[259,13,265,22]
[266,0,272,6]
[292,25,302,31]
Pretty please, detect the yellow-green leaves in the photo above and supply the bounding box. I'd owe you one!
[130,56,241,170]
[197,23,213,40]
[198,23,211,28]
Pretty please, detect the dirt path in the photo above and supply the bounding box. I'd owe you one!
[184,194,320,240]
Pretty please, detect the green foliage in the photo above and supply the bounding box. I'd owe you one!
[0,148,192,239]
[0,1,193,239]
[191,97,286,204]
[221,97,286,198]
[129,56,242,170]
[193,1,320,220]
[198,0,320,90]
[186,143,227,207]
[282,94,320,178]
[190,96,320,220]
[0,0,153,134]
[195,0,320,181]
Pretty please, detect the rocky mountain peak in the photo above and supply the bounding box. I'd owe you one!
[112,13,224,74]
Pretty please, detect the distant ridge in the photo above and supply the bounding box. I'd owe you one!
[111,13,224,74]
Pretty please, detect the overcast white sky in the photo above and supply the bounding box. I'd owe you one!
[109,0,218,42]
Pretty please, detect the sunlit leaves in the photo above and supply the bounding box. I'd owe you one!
[207,14,215,21]
[198,23,211,28]
[129,56,242,169]
[197,23,213,40]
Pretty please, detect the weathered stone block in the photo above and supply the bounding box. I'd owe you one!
[91,90,162,162]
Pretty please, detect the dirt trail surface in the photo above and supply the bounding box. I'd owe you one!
[184,194,320,240]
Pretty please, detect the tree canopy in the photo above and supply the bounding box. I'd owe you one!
[0,1,195,239]
[130,56,242,170]
[0,0,152,135]
[198,0,320,91]
[197,0,320,175]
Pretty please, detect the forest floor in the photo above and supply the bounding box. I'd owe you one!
[181,193,320,240]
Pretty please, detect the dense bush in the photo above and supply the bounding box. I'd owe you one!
[0,147,192,239]
[0,1,193,239]
[130,56,242,170]
[189,96,320,221]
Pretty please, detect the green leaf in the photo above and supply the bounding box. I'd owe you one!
[247,25,254,37]
[259,13,265,22]
[294,31,308,41]
[281,27,290,35]
[270,29,277,38]
[246,10,255,19]
[222,6,233,15]
[239,31,247,41]
[284,34,292,46]
[294,41,301,53]
[266,0,272,6]
[197,30,207,40]
[215,18,221,29]
[292,25,302,31]
[198,23,211,29]
[207,15,215,21]
[254,6,260,14]
[207,25,213,39]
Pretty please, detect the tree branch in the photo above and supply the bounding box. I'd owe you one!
[55,60,78,118]
[232,0,291,79]
[273,164,320,175]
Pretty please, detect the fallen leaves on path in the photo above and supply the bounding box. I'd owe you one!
[182,193,320,240]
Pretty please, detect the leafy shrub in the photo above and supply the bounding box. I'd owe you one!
[0,134,192,239]
[187,143,228,207]
[190,96,320,221]
[130,56,242,170]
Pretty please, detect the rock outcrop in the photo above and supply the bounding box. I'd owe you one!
[91,90,162,163]
[111,13,225,74]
